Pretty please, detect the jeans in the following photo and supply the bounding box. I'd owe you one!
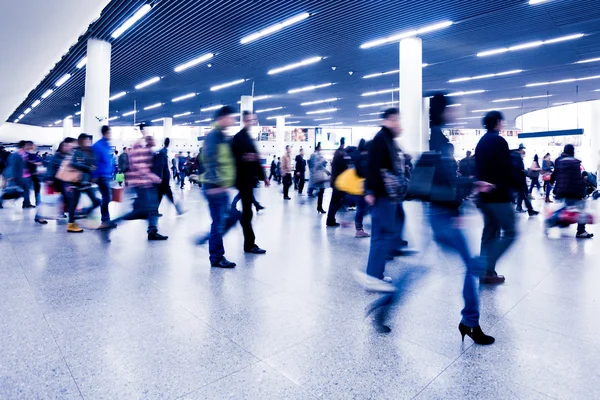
[479,202,517,276]
[529,177,541,194]
[204,190,239,264]
[113,187,159,234]
[20,177,32,207]
[239,189,256,251]
[283,174,292,198]
[366,197,396,279]
[429,205,480,327]
[66,185,101,223]
[326,188,345,224]
[179,170,186,187]
[544,181,553,199]
[354,195,369,230]
[96,177,112,222]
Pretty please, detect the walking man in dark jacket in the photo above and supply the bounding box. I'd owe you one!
[475,111,517,284]
[513,144,538,216]
[231,111,270,254]
[551,144,593,239]
[326,137,350,226]
[269,155,277,181]
[295,148,307,194]
[155,138,182,214]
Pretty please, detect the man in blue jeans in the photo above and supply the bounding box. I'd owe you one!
[200,106,238,268]
[92,125,116,229]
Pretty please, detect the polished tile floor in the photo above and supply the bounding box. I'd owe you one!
[1,184,599,399]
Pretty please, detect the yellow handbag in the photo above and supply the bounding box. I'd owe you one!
[335,168,365,195]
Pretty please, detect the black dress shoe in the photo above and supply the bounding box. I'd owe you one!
[284,196,291,200]
[255,204,265,211]
[245,245,266,254]
[148,232,168,241]
[326,221,340,227]
[459,323,495,345]
[211,258,236,268]
[22,204,35,209]
[34,218,48,225]
[317,209,326,214]
[528,210,539,216]
[482,274,505,284]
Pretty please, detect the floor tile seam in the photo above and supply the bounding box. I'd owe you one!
[502,315,600,350]
[41,313,86,400]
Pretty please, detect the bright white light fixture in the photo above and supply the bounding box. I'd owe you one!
[471,106,519,113]
[576,57,600,64]
[41,89,53,99]
[306,108,337,115]
[122,110,138,116]
[447,104,461,107]
[477,33,584,57]
[529,0,550,4]
[75,111,81,116]
[363,64,427,79]
[14,119,19,123]
[76,57,87,69]
[18,114,24,119]
[448,69,523,83]
[493,94,552,102]
[301,98,339,106]
[362,88,400,97]
[321,122,343,126]
[144,103,163,110]
[266,114,292,120]
[55,73,71,87]
[172,93,196,102]
[201,105,223,112]
[241,12,310,44]
[447,90,486,97]
[357,101,398,109]
[210,79,246,91]
[31,100,41,108]
[65,115,73,119]
[360,20,453,49]
[174,112,192,118]
[268,56,322,75]
[111,4,152,39]
[151,118,164,123]
[109,91,127,101]
[526,74,600,87]
[54,119,62,124]
[23,108,31,115]
[135,76,160,90]
[288,82,332,94]
[286,121,301,124]
[314,117,333,121]
[457,117,482,120]
[253,95,271,101]
[195,118,212,123]
[174,53,214,72]
[108,116,119,121]
[256,107,283,113]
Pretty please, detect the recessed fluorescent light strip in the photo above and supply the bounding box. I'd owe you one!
[268,56,322,75]
[76,57,87,69]
[526,74,600,87]
[301,98,339,106]
[135,76,160,89]
[210,79,246,91]
[109,91,127,101]
[363,64,428,79]
[449,70,523,83]
[108,116,119,121]
[174,53,214,72]
[41,89,53,99]
[576,57,600,64]
[361,21,453,49]
[493,94,552,103]
[447,104,461,107]
[31,100,41,108]
[314,117,332,121]
[477,33,584,57]
[306,108,337,115]
[472,106,519,113]
[321,122,343,126]
[151,118,164,123]
[357,101,399,108]
[286,121,301,124]
[457,117,482,120]
[172,93,196,102]
[18,114,24,119]
[143,103,163,110]
[241,12,309,44]
[266,114,292,120]
[201,105,223,112]
[447,90,486,97]
[288,82,332,94]
[54,119,63,124]
[23,108,31,115]
[111,4,152,39]
[55,74,71,87]
[256,107,283,113]
[195,118,212,123]
[362,88,400,97]
[122,110,138,116]
[174,112,192,118]
[529,0,550,4]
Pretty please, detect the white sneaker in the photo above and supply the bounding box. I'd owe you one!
[354,271,396,293]
[383,276,393,283]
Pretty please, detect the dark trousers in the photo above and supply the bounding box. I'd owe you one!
[19,177,32,207]
[112,187,159,234]
[316,188,325,211]
[354,195,369,230]
[66,185,101,223]
[96,177,112,222]
[269,171,276,181]
[172,168,178,181]
[516,188,533,212]
[31,175,41,206]
[296,173,305,194]
[326,188,345,224]
[158,182,175,205]
[231,191,260,209]
[479,202,517,276]
[283,174,292,198]
[239,189,256,251]
[179,170,186,187]
[529,178,541,193]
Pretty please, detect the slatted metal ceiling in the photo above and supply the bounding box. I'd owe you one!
[8,0,600,129]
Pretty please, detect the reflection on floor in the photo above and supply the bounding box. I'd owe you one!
[1,185,599,399]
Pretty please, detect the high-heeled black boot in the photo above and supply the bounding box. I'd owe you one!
[459,323,495,345]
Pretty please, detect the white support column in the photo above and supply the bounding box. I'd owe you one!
[82,39,111,141]
[276,117,285,156]
[163,117,173,140]
[399,37,423,155]
[63,117,73,139]
[422,97,430,152]
[240,95,254,128]
[80,96,85,128]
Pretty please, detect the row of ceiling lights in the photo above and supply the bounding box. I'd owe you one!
[16,2,597,125]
